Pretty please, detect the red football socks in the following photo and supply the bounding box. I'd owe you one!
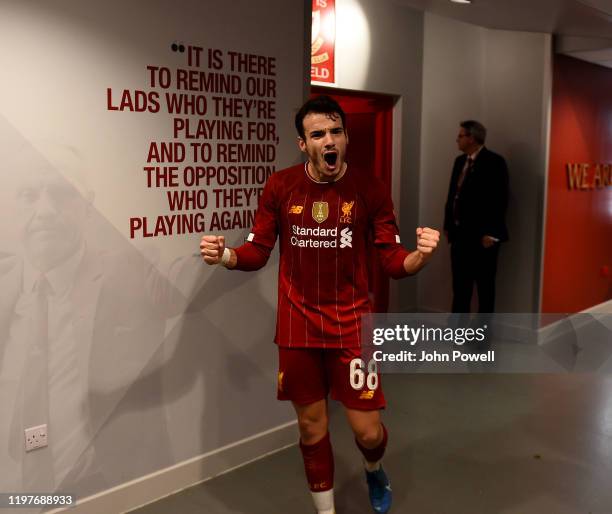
[355,423,388,464]
[299,431,335,492]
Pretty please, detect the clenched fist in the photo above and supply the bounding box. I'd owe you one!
[416,227,440,255]
[200,235,226,265]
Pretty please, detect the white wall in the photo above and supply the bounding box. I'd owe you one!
[0,0,307,508]
[418,12,552,313]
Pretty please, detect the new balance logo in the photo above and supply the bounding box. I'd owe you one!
[340,227,352,248]
[359,390,375,400]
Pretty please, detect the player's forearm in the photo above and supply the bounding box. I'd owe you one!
[403,250,431,275]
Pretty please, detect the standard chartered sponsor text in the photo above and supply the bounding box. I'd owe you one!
[291,225,338,248]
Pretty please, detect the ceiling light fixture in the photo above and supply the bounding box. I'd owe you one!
[450,0,472,4]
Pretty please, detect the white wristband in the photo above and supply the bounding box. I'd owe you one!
[221,247,231,266]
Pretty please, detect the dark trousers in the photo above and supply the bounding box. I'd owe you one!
[450,237,500,313]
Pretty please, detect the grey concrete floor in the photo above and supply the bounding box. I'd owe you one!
[129,374,612,514]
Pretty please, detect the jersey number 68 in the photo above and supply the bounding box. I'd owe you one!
[349,358,378,391]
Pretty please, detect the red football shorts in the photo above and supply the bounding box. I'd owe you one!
[277,346,386,410]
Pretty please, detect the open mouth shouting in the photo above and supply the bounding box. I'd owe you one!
[323,151,338,171]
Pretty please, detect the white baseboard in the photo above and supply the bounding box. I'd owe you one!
[49,420,298,514]
[537,299,612,343]
[535,300,612,372]
[406,300,612,344]
[580,299,612,314]
[407,307,536,343]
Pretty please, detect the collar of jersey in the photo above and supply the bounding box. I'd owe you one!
[304,161,348,184]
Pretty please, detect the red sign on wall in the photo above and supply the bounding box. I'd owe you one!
[311,0,335,83]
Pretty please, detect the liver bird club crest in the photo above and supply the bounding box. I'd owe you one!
[340,201,354,223]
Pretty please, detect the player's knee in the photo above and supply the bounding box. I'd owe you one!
[298,415,328,444]
[354,424,382,449]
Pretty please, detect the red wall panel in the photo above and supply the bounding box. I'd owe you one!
[542,55,612,312]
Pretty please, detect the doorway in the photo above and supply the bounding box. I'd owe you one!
[311,86,396,312]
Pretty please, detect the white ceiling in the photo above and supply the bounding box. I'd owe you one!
[392,0,612,67]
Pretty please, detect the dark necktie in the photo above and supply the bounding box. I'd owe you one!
[453,157,474,226]
[22,275,54,491]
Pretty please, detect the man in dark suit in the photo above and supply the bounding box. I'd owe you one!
[444,120,509,315]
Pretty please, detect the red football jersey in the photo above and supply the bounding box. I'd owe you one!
[234,163,410,348]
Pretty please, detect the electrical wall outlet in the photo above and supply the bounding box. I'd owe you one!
[24,424,48,452]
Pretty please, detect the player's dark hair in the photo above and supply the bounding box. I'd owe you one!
[295,95,346,139]
[460,120,487,144]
